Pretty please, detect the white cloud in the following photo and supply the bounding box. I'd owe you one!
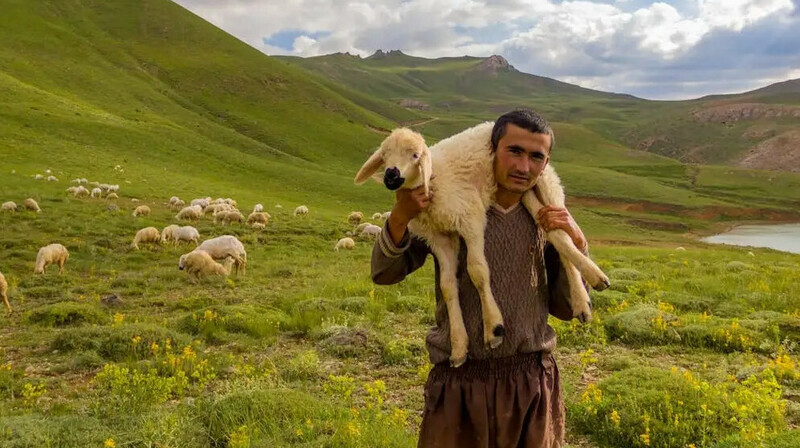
[173,0,799,99]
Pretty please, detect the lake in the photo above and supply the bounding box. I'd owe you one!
[702,223,800,255]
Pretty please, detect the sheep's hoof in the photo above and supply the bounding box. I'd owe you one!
[485,324,504,349]
[450,353,467,368]
[576,310,592,324]
[593,277,610,291]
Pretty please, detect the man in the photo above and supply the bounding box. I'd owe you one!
[371,109,590,448]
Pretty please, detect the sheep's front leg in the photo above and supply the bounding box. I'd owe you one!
[430,233,469,367]
[461,219,505,350]
[58,259,65,274]
[521,191,609,290]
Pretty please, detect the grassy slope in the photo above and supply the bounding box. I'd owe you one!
[1,2,800,447]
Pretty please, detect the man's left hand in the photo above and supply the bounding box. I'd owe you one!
[535,205,587,250]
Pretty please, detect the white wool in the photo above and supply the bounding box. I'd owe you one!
[131,227,161,250]
[359,224,382,237]
[23,198,41,212]
[1,201,17,212]
[293,205,309,216]
[195,235,247,275]
[132,205,151,217]
[34,243,69,274]
[178,250,231,283]
[334,237,355,252]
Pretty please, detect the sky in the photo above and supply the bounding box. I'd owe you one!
[173,0,800,100]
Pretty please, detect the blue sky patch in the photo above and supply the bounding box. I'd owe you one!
[263,30,331,51]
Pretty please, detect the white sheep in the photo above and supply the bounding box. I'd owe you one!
[293,205,309,216]
[65,187,77,195]
[355,122,608,366]
[194,235,247,275]
[132,205,151,217]
[246,211,270,226]
[178,250,232,283]
[348,211,363,226]
[131,227,161,250]
[371,212,383,220]
[161,224,179,243]
[0,270,11,313]
[73,186,90,198]
[45,169,52,174]
[172,226,200,246]
[381,211,391,220]
[34,174,44,180]
[80,178,88,184]
[90,187,102,198]
[190,198,210,209]
[47,176,58,182]
[253,203,264,213]
[70,178,82,184]
[106,193,119,200]
[1,201,17,212]
[169,196,181,205]
[334,237,355,252]
[215,210,244,225]
[23,198,41,212]
[251,222,266,230]
[171,199,186,209]
[175,205,201,221]
[34,243,69,274]
[359,224,382,238]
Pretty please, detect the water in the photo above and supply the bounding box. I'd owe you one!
[702,223,800,254]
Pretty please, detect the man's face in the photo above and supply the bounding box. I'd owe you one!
[493,123,551,194]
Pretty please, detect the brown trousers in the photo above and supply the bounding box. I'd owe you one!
[418,352,565,448]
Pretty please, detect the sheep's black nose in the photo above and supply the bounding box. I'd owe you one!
[178,266,184,270]
[384,167,404,190]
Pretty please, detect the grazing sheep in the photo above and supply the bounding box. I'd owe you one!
[178,250,232,283]
[70,178,82,184]
[348,211,363,226]
[132,205,151,217]
[65,186,77,195]
[108,184,120,193]
[131,198,139,203]
[350,222,372,237]
[190,198,210,209]
[747,251,755,257]
[334,237,355,252]
[34,243,69,274]
[172,226,200,246]
[106,193,119,200]
[214,210,244,225]
[251,222,266,230]
[175,205,202,221]
[0,270,10,313]
[359,224,382,238]
[73,186,90,198]
[371,212,382,220]
[675,246,686,251]
[381,211,391,220]
[45,169,52,174]
[1,201,17,212]
[204,203,230,215]
[131,227,161,250]
[253,203,264,213]
[23,198,41,212]
[90,187,102,198]
[355,122,607,366]
[171,199,185,209]
[169,196,181,205]
[195,235,247,275]
[34,174,44,180]
[293,205,309,216]
[46,176,58,182]
[161,224,179,243]
[246,211,270,226]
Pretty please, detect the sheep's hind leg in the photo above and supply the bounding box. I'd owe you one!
[430,234,469,367]
[461,220,505,350]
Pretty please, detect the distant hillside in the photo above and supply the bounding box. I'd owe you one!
[280,51,800,172]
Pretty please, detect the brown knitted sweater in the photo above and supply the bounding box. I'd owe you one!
[371,202,587,365]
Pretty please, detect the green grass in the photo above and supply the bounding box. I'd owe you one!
[1,1,800,447]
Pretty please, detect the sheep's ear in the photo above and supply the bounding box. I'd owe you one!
[420,150,432,196]
[354,150,384,185]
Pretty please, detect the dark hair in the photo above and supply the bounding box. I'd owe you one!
[490,109,554,153]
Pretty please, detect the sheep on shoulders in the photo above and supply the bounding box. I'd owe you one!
[355,122,608,367]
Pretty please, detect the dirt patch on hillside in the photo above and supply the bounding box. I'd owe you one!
[692,103,800,123]
[738,130,800,172]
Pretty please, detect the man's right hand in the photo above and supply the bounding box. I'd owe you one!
[387,185,432,246]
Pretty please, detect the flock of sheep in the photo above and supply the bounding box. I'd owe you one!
[0,173,392,315]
